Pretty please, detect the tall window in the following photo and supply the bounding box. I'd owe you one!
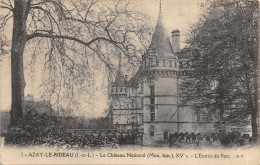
[149,58,153,66]
[196,109,200,122]
[150,85,155,122]
[150,86,154,96]
[163,60,166,67]
[150,131,154,137]
[140,82,144,93]
[156,60,159,67]
[131,99,135,108]
[150,97,155,105]
[169,61,172,67]
[151,105,155,112]
[141,98,144,108]
[151,112,155,121]
[151,105,155,121]
[175,61,177,68]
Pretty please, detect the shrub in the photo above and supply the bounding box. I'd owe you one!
[4,110,118,148]
[5,110,63,146]
[218,131,242,147]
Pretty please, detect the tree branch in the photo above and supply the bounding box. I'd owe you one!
[27,33,121,47]
[0,5,12,11]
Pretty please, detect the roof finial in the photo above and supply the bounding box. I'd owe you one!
[118,53,122,70]
[159,0,162,15]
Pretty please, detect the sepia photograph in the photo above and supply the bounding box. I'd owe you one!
[0,0,260,164]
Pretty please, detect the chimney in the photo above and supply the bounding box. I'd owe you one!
[171,29,180,52]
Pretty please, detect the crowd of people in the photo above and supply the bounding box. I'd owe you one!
[167,132,251,147]
[63,129,140,148]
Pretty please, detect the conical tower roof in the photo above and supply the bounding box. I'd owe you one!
[112,57,127,87]
[149,2,174,57]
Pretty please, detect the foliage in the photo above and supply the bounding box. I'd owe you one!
[218,131,244,147]
[4,110,118,148]
[180,0,259,138]
[5,111,62,146]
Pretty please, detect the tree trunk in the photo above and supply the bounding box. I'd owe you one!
[10,0,28,126]
[251,106,258,143]
[250,78,257,144]
[245,68,257,143]
[257,0,260,144]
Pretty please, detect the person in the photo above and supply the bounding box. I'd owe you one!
[206,134,211,145]
[195,133,200,146]
[192,133,196,144]
[186,134,191,144]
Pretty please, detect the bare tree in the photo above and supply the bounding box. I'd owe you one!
[0,0,152,126]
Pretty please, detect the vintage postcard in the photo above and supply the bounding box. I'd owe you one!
[0,0,260,164]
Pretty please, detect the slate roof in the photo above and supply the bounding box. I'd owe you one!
[127,69,143,88]
[149,11,175,58]
[112,60,128,87]
[112,69,127,87]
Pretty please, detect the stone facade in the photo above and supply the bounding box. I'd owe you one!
[111,67,143,131]
[111,6,218,145]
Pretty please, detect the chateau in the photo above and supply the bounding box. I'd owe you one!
[111,4,218,145]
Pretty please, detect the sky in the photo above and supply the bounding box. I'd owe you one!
[138,0,202,47]
[0,0,202,117]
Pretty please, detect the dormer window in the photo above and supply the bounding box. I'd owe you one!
[149,58,153,66]
[179,62,183,69]
[156,60,159,67]
[169,61,172,67]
